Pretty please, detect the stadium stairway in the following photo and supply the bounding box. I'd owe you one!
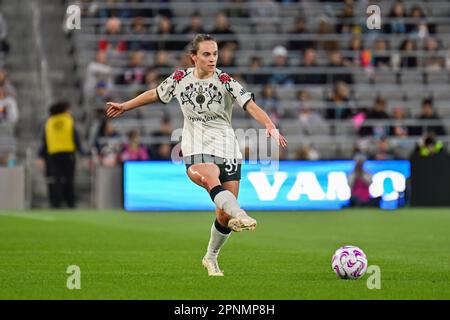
[3,0,90,208]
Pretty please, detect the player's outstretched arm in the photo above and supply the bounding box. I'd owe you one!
[105,88,159,118]
[245,99,288,148]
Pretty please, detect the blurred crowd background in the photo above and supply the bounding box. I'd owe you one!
[1,0,450,207]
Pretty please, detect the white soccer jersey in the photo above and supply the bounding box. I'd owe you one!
[156,68,253,159]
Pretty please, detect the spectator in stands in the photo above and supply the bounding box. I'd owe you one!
[210,12,239,50]
[407,5,436,36]
[91,80,112,110]
[96,0,132,19]
[154,50,171,68]
[316,16,339,52]
[38,101,84,208]
[352,142,370,161]
[151,115,173,140]
[348,157,375,207]
[115,51,145,86]
[98,17,127,53]
[142,67,163,90]
[336,2,360,34]
[297,90,329,136]
[226,0,250,18]
[86,80,111,118]
[155,143,172,160]
[385,1,407,34]
[358,97,391,137]
[267,45,295,86]
[120,130,150,162]
[372,136,397,160]
[151,115,175,159]
[84,50,113,103]
[326,50,353,84]
[127,0,155,19]
[153,50,172,77]
[127,16,152,51]
[297,48,326,84]
[260,84,279,125]
[88,108,107,152]
[249,0,281,34]
[155,0,174,19]
[287,17,314,52]
[409,98,446,136]
[294,144,320,160]
[373,39,391,69]
[422,37,445,70]
[243,56,268,85]
[178,51,193,69]
[0,11,10,55]
[347,35,364,67]
[389,105,415,158]
[325,81,356,120]
[399,39,418,68]
[181,13,206,45]
[0,68,16,98]
[154,15,183,51]
[218,46,236,68]
[0,85,18,126]
[389,106,410,137]
[93,119,122,167]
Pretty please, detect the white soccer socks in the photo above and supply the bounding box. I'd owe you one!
[206,219,231,260]
[209,185,257,232]
[209,185,244,218]
[203,219,231,276]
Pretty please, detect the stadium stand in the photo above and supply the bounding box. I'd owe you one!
[0,2,17,168]
[64,1,450,163]
[0,0,448,207]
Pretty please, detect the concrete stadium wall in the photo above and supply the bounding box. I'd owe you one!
[0,166,25,210]
[94,165,123,209]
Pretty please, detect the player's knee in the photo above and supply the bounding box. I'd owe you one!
[202,174,218,189]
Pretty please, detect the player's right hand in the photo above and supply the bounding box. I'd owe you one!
[105,102,125,118]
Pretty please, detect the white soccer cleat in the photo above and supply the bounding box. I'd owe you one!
[202,257,224,276]
[227,211,257,232]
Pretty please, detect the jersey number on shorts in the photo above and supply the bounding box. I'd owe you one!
[224,159,238,176]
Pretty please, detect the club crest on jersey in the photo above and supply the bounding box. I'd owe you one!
[181,82,223,114]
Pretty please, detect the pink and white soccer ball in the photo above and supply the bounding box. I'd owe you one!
[331,245,368,279]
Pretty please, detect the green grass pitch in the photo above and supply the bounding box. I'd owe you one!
[0,209,449,299]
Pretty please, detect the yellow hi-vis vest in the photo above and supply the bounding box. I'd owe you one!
[419,141,444,157]
[45,112,76,154]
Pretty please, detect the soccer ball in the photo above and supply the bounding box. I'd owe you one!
[331,245,368,279]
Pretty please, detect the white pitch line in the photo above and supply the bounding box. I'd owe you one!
[0,212,56,222]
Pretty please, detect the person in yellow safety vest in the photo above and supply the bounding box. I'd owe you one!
[38,101,84,208]
[419,134,444,157]
[420,141,444,157]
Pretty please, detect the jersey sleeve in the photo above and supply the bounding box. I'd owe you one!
[156,71,183,104]
[221,73,253,110]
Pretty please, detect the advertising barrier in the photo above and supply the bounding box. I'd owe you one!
[124,160,410,211]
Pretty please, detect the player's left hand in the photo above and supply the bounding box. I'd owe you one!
[266,127,288,148]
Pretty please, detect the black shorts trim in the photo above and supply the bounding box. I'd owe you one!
[184,154,242,183]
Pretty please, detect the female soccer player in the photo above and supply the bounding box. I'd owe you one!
[106,34,287,276]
